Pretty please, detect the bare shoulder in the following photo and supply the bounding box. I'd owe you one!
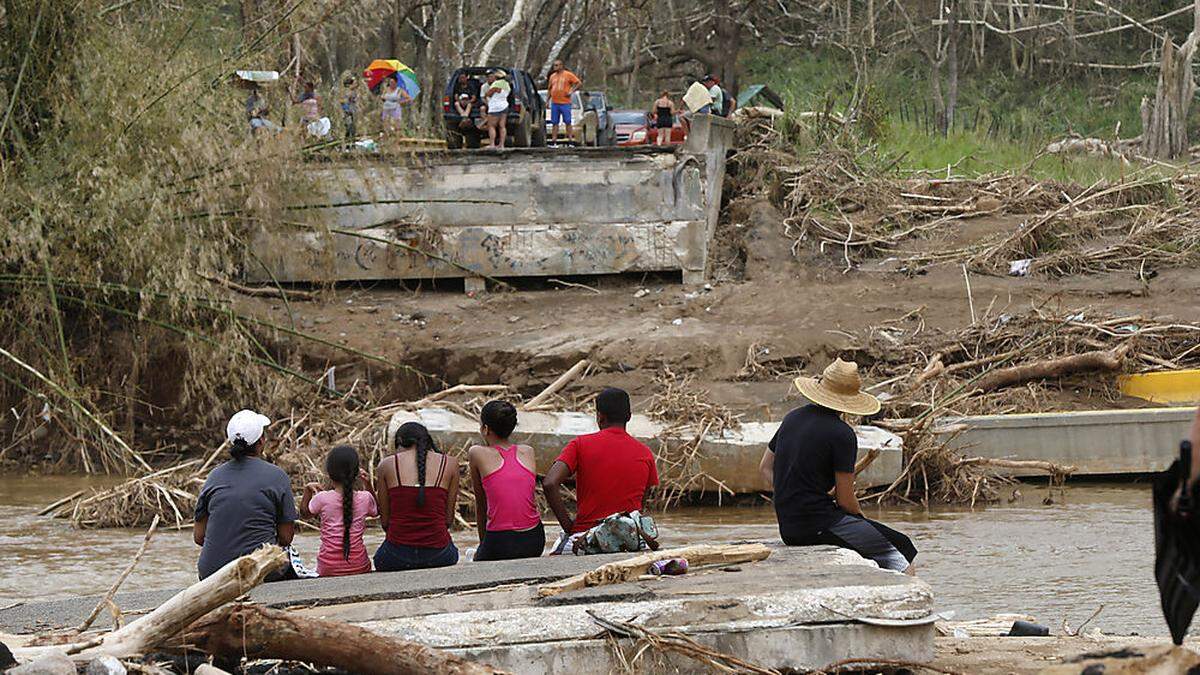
[374,456,393,477]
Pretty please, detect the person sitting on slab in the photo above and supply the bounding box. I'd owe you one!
[759,358,918,574]
[544,387,659,554]
[374,422,460,571]
[300,445,377,577]
[468,401,545,561]
[194,410,298,580]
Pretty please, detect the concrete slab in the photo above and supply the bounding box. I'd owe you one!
[343,545,933,672]
[453,623,933,674]
[3,545,933,672]
[0,552,630,635]
[941,406,1194,475]
[388,408,904,491]
[247,117,735,286]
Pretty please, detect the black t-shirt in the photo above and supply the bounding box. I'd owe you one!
[768,404,857,541]
[453,77,481,102]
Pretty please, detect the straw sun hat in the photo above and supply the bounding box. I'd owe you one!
[793,358,881,416]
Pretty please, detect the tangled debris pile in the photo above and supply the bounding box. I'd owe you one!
[646,368,741,508]
[730,114,1200,280]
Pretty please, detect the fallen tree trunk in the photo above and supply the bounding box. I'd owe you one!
[953,457,1076,476]
[972,346,1128,392]
[13,545,287,663]
[522,359,589,410]
[538,543,771,598]
[182,603,502,675]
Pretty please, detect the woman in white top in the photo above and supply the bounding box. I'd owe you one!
[380,78,411,134]
[483,70,510,149]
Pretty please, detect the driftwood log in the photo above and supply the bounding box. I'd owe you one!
[182,603,503,675]
[973,346,1128,392]
[954,457,1076,477]
[538,543,772,598]
[13,545,287,664]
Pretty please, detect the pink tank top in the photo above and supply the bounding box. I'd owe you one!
[480,445,540,532]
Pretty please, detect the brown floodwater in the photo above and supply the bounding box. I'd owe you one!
[0,476,1161,637]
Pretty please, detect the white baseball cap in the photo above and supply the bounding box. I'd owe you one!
[226,409,271,445]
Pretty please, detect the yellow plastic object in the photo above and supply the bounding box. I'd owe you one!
[1119,370,1200,404]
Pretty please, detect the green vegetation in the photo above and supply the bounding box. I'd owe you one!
[744,49,1161,183]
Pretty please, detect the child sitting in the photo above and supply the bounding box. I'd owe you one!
[301,445,378,576]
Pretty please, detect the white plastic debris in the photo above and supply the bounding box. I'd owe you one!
[1008,259,1032,276]
[671,318,683,326]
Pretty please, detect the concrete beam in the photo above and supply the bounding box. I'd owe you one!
[248,144,722,285]
[388,408,904,490]
[941,406,1194,476]
[452,623,933,674]
[349,545,935,672]
[250,220,707,283]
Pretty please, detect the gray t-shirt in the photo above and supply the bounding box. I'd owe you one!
[195,457,297,579]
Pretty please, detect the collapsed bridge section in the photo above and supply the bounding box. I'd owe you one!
[248,115,735,288]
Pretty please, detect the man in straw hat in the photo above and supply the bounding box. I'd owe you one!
[759,358,917,573]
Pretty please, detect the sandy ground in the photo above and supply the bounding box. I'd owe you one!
[237,204,1200,419]
[933,635,1200,673]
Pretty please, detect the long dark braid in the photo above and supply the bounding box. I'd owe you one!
[396,422,437,507]
[325,445,360,561]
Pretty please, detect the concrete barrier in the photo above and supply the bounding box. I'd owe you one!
[388,407,904,491]
[941,406,1194,475]
[249,116,735,287]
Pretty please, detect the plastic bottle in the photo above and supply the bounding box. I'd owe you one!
[649,558,688,576]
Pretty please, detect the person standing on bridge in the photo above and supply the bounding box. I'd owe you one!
[543,388,659,554]
[483,70,511,149]
[547,59,581,144]
[758,359,917,574]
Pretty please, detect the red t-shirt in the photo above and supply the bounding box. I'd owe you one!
[557,427,659,533]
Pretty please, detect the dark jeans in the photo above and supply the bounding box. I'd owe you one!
[374,540,458,571]
[475,523,545,561]
[784,514,917,572]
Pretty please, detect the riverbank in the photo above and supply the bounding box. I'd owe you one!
[0,478,1162,637]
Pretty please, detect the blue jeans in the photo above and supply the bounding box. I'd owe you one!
[550,102,573,127]
[374,540,458,571]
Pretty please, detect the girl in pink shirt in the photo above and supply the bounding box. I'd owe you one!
[301,445,378,576]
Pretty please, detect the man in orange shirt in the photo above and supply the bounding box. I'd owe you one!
[547,59,581,144]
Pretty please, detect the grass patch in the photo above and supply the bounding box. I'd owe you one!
[881,121,1135,184]
[742,49,1163,183]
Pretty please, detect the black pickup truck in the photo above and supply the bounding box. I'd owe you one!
[442,66,547,148]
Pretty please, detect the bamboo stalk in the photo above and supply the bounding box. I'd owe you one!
[0,346,150,472]
[523,359,590,410]
[77,515,161,632]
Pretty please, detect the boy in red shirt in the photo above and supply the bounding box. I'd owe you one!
[544,388,658,550]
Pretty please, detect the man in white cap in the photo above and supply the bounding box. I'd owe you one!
[758,359,917,573]
[193,409,298,580]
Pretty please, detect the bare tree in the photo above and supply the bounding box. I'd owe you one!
[1143,0,1200,158]
[478,0,529,64]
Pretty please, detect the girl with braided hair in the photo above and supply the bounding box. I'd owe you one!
[300,445,377,576]
[373,421,460,571]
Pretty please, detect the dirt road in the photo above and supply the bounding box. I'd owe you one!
[238,204,1200,419]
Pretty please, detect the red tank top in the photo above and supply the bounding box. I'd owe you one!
[385,452,452,549]
[480,445,540,532]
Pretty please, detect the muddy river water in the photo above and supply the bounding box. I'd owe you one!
[0,476,1162,636]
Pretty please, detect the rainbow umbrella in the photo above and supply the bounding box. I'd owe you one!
[363,59,420,98]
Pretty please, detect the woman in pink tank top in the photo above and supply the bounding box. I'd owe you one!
[468,401,545,561]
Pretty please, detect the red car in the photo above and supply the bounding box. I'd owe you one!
[612,110,688,146]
